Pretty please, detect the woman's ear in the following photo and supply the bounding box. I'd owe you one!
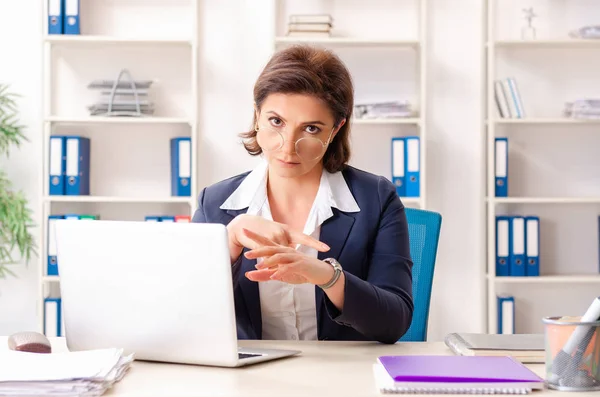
[332,118,346,138]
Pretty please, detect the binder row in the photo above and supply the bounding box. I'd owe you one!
[495,215,540,277]
[49,136,91,196]
[170,137,192,197]
[494,137,508,197]
[44,297,65,338]
[47,214,99,276]
[493,78,525,119]
[48,0,80,35]
[497,295,515,334]
[145,215,191,223]
[391,136,420,198]
[48,136,191,197]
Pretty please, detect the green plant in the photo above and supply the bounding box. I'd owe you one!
[0,84,36,278]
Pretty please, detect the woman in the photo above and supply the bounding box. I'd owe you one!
[191,44,413,344]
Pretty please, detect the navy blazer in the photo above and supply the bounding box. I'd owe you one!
[191,165,413,344]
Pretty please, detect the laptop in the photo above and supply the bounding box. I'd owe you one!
[54,219,301,367]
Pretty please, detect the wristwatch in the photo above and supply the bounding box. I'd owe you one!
[318,258,343,289]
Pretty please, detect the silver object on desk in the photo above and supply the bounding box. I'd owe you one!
[543,298,600,391]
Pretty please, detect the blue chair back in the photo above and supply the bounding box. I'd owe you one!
[399,207,442,342]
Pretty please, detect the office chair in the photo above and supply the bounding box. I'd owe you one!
[399,207,442,342]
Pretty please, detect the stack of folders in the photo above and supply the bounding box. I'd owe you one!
[391,137,420,198]
[564,99,600,119]
[0,347,133,397]
[47,214,99,277]
[444,333,545,363]
[494,137,508,197]
[145,215,191,222]
[372,355,544,394]
[354,101,415,119]
[495,215,540,277]
[87,74,154,117]
[170,137,192,197]
[47,0,80,35]
[286,14,332,38]
[48,136,91,196]
[497,295,516,335]
[494,78,525,119]
[43,297,65,338]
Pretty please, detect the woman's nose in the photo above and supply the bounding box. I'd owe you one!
[281,131,297,154]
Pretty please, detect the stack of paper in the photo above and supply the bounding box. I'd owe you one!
[354,101,415,119]
[0,348,133,396]
[569,25,600,39]
[564,99,600,119]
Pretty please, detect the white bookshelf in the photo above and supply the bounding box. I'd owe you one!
[485,0,600,334]
[38,0,200,334]
[273,0,427,209]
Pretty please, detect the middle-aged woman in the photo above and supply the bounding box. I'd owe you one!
[191,44,413,344]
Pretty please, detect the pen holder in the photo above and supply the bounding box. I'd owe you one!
[543,316,600,391]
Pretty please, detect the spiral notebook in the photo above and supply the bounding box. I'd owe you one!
[373,355,544,394]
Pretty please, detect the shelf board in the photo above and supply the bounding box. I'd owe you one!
[44,35,193,46]
[46,116,192,125]
[44,196,193,204]
[492,39,600,48]
[275,36,419,48]
[353,118,420,125]
[492,275,600,283]
[492,118,600,125]
[489,197,600,204]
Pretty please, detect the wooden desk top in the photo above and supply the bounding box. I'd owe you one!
[1,337,579,396]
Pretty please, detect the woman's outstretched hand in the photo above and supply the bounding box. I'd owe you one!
[241,228,336,286]
[226,214,329,263]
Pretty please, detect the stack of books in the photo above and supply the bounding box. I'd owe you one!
[564,99,600,119]
[493,77,525,119]
[87,69,155,117]
[286,14,332,38]
[354,101,415,119]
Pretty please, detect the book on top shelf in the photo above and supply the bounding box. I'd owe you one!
[287,14,332,38]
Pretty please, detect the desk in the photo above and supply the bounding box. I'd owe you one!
[1,337,580,396]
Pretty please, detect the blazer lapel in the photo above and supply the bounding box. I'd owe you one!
[224,209,262,339]
[315,210,356,316]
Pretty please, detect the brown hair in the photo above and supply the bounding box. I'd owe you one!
[239,44,354,173]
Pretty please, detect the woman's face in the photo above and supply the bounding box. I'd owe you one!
[255,93,344,179]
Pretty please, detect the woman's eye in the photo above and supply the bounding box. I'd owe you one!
[269,118,283,127]
[305,125,320,134]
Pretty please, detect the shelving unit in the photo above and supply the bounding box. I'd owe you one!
[485,0,600,334]
[38,0,200,334]
[273,0,427,209]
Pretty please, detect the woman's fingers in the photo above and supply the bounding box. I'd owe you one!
[288,230,330,252]
[245,268,277,282]
[245,245,294,259]
[255,253,297,269]
[241,228,277,248]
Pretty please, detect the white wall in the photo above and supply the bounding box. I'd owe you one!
[0,0,486,341]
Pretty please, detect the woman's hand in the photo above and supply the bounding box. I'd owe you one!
[227,214,329,263]
[242,229,336,285]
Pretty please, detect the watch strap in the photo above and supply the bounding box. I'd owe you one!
[318,258,342,289]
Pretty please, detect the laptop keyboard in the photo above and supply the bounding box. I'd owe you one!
[238,352,263,360]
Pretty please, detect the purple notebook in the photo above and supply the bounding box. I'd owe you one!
[378,355,544,384]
